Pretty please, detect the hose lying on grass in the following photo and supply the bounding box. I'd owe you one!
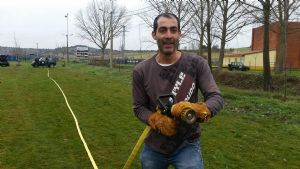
[47,69,99,169]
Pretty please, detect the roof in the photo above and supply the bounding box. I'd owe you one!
[224,49,276,58]
[253,22,300,30]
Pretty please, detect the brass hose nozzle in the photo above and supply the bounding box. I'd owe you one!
[180,109,197,124]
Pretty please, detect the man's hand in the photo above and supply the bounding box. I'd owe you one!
[148,112,177,136]
[171,101,211,122]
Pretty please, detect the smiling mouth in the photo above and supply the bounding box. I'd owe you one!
[164,44,173,49]
[163,42,174,47]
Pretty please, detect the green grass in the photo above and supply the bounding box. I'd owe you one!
[0,62,300,169]
[203,86,300,168]
[276,69,300,77]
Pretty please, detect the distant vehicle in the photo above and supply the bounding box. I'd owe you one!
[228,62,250,71]
[0,55,10,67]
[32,57,56,68]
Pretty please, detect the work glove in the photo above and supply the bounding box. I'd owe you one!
[148,112,177,137]
[171,101,211,122]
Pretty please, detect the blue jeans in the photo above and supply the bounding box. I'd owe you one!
[140,139,204,169]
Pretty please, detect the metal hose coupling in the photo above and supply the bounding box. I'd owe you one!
[180,108,197,124]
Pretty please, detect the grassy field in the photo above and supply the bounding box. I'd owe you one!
[0,62,299,169]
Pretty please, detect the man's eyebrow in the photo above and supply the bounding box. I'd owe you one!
[158,26,178,29]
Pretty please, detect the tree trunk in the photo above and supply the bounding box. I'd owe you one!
[198,29,204,56]
[274,0,285,74]
[263,0,272,91]
[275,25,286,73]
[206,1,212,70]
[207,23,212,70]
[100,49,105,60]
[218,8,228,71]
[218,38,226,71]
[198,0,205,57]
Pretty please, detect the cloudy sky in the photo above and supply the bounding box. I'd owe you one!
[0,0,252,50]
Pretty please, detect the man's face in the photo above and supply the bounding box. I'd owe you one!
[152,17,181,56]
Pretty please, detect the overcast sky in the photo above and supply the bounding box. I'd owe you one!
[0,0,252,51]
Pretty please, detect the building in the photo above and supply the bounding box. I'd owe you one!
[223,22,300,70]
[76,46,89,57]
[251,22,300,69]
[223,50,277,70]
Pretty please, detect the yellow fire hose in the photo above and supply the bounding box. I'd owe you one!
[49,68,150,169]
[122,126,151,169]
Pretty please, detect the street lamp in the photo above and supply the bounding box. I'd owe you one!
[65,13,69,63]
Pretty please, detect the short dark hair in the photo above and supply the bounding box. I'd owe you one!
[153,13,180,33]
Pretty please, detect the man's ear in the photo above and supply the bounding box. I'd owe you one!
[152,32,157,40]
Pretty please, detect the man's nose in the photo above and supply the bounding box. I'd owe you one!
[165,29,173,38]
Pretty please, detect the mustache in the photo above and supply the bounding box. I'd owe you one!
[162,39,175,44]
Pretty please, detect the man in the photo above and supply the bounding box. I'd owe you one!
[132,13,224,169]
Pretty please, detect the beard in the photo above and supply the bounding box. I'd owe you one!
[157,38,179,56]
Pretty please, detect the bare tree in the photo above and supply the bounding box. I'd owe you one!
[271,0,300,73]
[11,34,24,65]
[140,0,193,45]
[188,0,217,70]
[241,0,277,91]
[189,0,206,56]
[214,0,251,71]
[205,0,218,70]
[75,0,129,61]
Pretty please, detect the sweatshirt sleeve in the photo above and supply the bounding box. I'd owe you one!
[132,68,152,124]
[197,59,224,116]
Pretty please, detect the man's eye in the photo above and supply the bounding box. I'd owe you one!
[159,28,167,33]
[170,28,178,33]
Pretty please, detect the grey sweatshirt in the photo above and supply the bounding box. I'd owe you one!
[132,52,224,154]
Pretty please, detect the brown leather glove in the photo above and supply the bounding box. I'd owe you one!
[148,112,177,136]
[171,101,211,122]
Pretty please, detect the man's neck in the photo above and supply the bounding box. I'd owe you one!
[156,51,182,64]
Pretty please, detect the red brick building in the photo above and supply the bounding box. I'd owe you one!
[251,22,300,69]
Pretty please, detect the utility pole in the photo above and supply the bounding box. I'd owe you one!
[109,0,115,68]
[65,13,69,63]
